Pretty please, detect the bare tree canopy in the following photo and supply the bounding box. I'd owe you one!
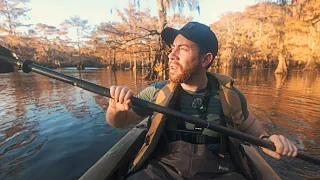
[0,0,319,74]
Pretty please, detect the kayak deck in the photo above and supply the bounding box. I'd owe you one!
[79,119,148,180]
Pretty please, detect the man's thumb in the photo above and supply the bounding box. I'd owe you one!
[262,148,281,160]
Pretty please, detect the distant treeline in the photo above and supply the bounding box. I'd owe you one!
[210,1,320,72]
[0,0,319,76]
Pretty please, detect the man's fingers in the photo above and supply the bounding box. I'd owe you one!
[262,147,281,160]
[124,89,133,102]
[279,135,289,156]
[293,144,298,157]
[124,102,131,111]
[110,86,116,98]
[107,86,134,111]
[286,140,293,157]
[114,86,122,103]
[108,86,117,108]
[288,140,298,157]
[125,99,131,105]
[270,135,284,154]
[119,87,128,104]
[123,98,132,110]
[269,135,298,158]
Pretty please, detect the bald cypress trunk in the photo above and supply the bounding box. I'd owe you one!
[275,39,288,74]
[112,48,117,71]
[303,25,318,71]
[274,6,288,74]
[145,0,168,80]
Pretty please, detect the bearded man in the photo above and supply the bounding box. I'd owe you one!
[106,22,298,180]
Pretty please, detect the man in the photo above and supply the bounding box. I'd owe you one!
[106,22,298,179]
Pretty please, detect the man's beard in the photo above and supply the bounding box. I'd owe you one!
[169,61,200,83]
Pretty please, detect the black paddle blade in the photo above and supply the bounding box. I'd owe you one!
[0,45,16,73]
[0,45,15,57]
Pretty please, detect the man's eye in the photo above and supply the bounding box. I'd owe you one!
[180,47,188,51]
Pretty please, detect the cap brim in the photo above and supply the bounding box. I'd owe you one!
[161,27,179,45]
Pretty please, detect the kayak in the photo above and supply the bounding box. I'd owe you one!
[79,118,281,180]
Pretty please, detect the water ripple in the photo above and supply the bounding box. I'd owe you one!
[0,69,319,180]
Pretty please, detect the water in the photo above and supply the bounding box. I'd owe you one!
[0,68,319,180]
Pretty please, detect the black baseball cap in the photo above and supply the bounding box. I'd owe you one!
[161,22,218,56]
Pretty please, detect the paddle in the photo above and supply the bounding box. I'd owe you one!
[0,47,319,166]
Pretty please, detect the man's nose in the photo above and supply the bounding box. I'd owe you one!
[168,48,178,60]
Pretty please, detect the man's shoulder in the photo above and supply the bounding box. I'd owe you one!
[132,80,169,116]
[137,80,168,101]
[149,80,168,90]
[207,72,234,87]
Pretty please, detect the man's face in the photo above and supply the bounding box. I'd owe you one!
[168,34,202,83]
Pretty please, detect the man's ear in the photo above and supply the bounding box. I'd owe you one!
[201,53,213,68]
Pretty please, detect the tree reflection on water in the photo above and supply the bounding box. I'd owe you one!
[0,68,319,180]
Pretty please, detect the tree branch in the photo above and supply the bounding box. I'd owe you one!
[137,26,160,35]
[105,32,158,45]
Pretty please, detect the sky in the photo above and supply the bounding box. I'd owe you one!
[24,0,257,29]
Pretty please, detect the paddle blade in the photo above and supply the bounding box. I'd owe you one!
[0,45,17,73]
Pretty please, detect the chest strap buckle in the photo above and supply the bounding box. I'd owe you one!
[166,131,220,144]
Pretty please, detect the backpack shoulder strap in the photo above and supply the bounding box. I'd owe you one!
[130,82,179,173]
[211,72,234,88]
[211,73,244,130]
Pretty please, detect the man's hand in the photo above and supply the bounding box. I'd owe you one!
[261,135,298,160]
[109,86,133,111]
[106,86,143,128]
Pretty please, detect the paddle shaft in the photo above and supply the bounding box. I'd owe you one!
[0,55,319,166]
